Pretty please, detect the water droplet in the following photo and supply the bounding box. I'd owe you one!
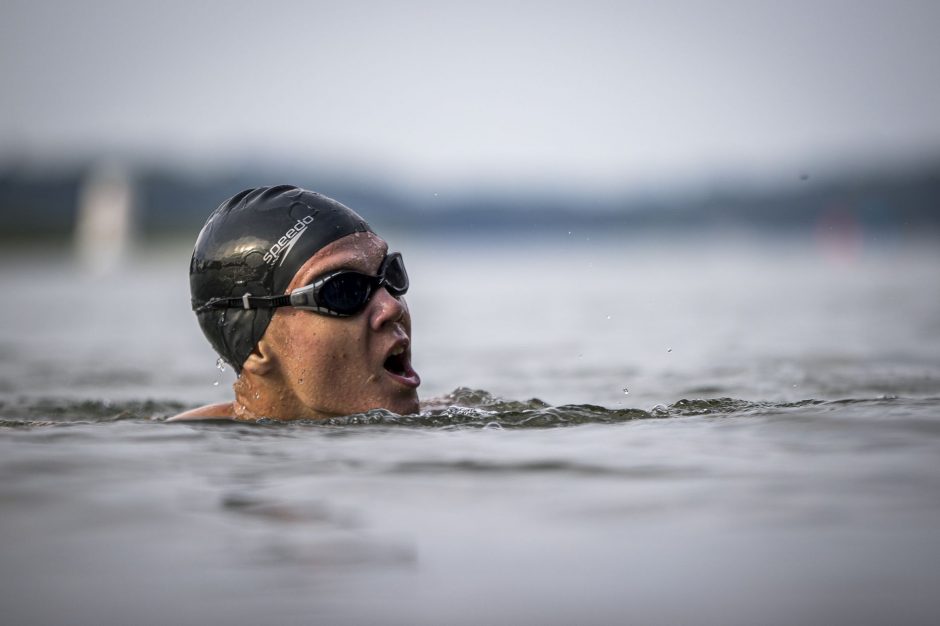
[567,231,572,235]
[667,348,673,353]
[213,381,220,386]
[216,358,226,372]
[606,315,611,320]
[650,403,668,416]
[623,388,629,395]
[433,192,439,197]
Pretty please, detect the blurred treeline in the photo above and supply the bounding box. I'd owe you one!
[1,158,938,243]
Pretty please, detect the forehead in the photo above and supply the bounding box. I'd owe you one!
[286,232,388,291]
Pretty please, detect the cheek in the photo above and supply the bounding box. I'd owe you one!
[280,318,369,386]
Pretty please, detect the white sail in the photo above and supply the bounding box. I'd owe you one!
[74,163,135,273]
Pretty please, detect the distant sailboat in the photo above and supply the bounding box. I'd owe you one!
[75,163,135,273]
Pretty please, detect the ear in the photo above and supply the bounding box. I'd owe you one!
[241,338,277,377]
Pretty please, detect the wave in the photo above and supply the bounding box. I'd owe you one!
[0,387,916,429]
[0,398,186,428]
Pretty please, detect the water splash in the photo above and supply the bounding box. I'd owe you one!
[0,389,913,430]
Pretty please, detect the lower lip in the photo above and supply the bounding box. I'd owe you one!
[385,364,421,389]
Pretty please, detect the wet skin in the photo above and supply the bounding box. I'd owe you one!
[169,232,420,422]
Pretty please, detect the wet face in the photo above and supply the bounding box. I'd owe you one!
[255,232,420,418]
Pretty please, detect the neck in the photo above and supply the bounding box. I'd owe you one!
[232,371,331,421]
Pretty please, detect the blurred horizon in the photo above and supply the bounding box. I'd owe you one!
[2,152,939,246]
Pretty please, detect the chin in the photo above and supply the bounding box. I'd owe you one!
[382,392,420,416]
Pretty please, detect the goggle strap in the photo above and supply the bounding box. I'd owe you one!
[197,293,291,311]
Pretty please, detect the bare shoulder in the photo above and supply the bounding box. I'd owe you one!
[167,402,237,422]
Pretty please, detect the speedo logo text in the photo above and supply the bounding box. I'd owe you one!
[263,216,315,266]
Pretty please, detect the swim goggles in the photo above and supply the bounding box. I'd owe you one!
[200,252,409,317]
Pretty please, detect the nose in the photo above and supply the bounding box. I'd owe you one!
[368,286,407,331]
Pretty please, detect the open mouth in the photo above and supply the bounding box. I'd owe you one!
[383,345,420,388]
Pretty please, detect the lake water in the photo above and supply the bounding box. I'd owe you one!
[2,234,939,625]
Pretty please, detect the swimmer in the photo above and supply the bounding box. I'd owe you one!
[169,185,420,421]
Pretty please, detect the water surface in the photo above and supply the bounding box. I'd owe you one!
[2,237,939,625]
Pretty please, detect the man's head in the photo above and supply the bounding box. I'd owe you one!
[190,185,420,419]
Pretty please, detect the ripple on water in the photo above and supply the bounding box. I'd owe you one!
[0,388,936,432]
[0,397,185,427]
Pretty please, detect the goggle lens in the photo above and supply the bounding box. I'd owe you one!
[381,253,409,295]
[296,252,409,316]
[319,272,374,315]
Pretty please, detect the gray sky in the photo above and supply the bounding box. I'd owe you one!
[2,0,939,189]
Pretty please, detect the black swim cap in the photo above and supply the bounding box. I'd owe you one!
[190,185,373,373]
